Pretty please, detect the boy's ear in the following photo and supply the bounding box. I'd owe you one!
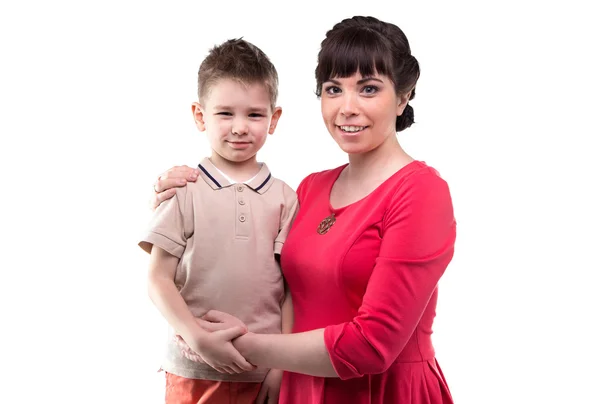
[268,107,283,135]
[191,102,206,131]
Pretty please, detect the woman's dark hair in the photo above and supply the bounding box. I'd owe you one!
[315,16,420,132]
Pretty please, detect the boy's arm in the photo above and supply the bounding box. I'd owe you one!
[147,246,254,374]
[281,279,294,334]
[147,246,204,344]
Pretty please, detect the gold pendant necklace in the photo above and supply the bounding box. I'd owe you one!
[317,213,336,235]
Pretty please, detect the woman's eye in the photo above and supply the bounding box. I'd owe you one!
[324,86,341,95]
[363,85,379,95]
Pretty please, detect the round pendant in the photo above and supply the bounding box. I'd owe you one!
[317,213,336,235]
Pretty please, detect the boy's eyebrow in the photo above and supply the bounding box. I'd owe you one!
[324,77,384,85]
[247,107,269,114]
[213,105,269,113]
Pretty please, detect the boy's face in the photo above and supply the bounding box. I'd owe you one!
[192,79,281,164]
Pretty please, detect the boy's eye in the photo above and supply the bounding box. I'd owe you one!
[249,113,264,118]
[362,85,379,95]
[216,112,233,116]
[324,85,341,95]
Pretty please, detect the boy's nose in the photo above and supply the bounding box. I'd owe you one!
[232,119,249,136]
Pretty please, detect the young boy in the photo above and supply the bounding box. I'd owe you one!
[139,38,297,404]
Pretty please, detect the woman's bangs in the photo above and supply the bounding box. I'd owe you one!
[317,29,392,84]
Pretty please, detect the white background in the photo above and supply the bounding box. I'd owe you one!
[1,1,599,403]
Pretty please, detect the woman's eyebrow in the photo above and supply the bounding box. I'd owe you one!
[324,77,384,85]
[357,77,384,84]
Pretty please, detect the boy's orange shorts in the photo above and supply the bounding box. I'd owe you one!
[165,372,262,404]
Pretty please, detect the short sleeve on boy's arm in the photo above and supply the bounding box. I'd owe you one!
[274,185,299,255]
[139,187,189,258]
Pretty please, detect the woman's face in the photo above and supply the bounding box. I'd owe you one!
[320,71,408,155]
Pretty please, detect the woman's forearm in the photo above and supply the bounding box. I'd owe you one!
[233,329,337,377]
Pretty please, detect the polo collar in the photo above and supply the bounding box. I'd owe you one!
[197,157,274,194]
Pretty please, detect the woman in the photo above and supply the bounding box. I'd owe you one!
[153,16,456,403]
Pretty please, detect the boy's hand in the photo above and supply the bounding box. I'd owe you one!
[173,318,223,363]
[184,326,255,374]
[202,310,247,329]
[151,165,200,210]
[255,369,283,404]
[175,335,205,363]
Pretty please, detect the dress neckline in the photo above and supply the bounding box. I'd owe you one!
[327,160,423,214]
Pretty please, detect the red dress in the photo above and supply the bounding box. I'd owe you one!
[279,161,456,404]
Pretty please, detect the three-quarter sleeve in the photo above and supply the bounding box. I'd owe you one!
[324,170,456,379]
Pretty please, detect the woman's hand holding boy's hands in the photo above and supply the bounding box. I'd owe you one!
[175,311,256,374]
[181,325,255,374]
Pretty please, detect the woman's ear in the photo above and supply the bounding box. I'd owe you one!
[396,91,411,116]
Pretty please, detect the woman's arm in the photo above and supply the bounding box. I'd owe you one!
[322,171,455,379]
[195,283,333,376]
[234,328,337,377]
[233,170,455,379]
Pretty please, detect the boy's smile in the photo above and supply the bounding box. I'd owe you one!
[226,140,253,150]
[192,78,282,175]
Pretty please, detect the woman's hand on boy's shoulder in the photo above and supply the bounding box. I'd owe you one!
[151,165,200,210]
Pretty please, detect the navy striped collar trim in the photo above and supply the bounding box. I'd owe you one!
[197,157,274,194]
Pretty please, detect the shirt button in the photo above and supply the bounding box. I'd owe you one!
[239,215,246,222]
[238,199,245,205]
[237,186,244,192]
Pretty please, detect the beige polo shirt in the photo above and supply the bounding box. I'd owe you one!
[139,157,298,382]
